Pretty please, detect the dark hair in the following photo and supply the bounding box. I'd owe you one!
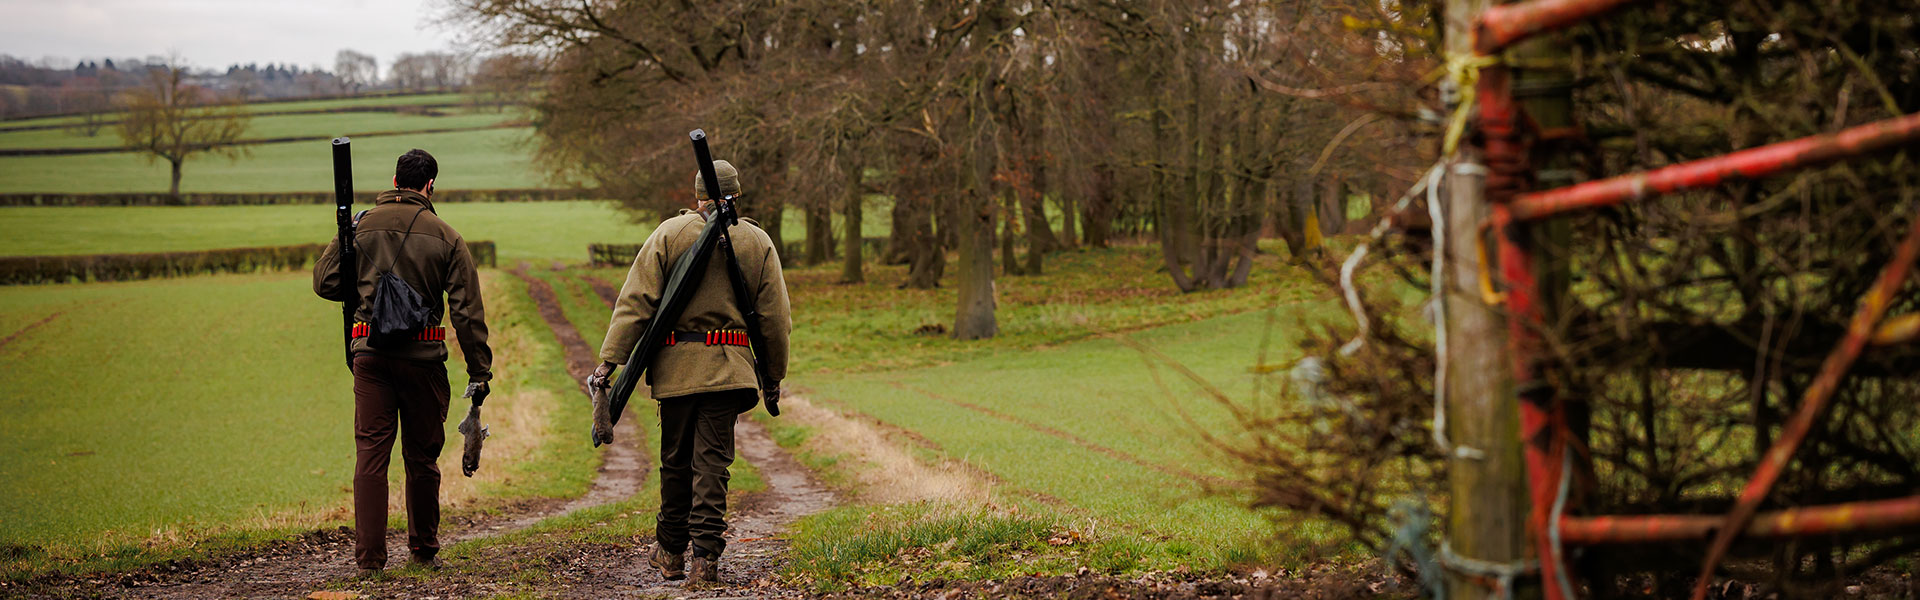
[395,149,437,191]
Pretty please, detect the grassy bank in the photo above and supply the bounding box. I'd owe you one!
[0,269,599,579]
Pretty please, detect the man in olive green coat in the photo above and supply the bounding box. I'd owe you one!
[586,159,791,584]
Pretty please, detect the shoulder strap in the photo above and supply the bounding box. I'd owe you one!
[380,206,432,273]
[719,229,773,387]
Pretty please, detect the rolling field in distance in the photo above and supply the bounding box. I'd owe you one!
[0,108,521,151]
[0,127,545,194]
[0,93,473,131]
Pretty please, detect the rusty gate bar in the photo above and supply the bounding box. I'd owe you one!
[1560,494,1920,544]
[1687,211,1920,599]
[1475,0,1641,54]
[1508,112,1920,221]
[1459,0,1920,598]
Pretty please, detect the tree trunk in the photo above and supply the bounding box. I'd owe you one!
[1000,189,1022,276]
[905,192,944,289]
[1022,160,1052,275]
[1442,0,1533,598]
[756,150,787,253]
[1083,165,1113,248]
[805,203,833,266]
[1149,82,1198,292]
[885,195,913,265]
[840,161,864,283]
[168,157,184,201]
[1059,183,1078,250]
[953,0,1006,340]
[1320,176,1350,235]
[955,192,998,339]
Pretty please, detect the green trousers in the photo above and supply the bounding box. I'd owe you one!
[655,389,757,558]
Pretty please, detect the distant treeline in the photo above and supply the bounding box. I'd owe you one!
[0,189,591,206]
[0,241,496,286]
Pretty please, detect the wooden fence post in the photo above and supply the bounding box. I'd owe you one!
[1444,0,1536,598]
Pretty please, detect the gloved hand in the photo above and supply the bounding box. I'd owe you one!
[586,362,614,391]
[463,381,490,406]
[456,404,488,477]
[588,362,616,447]
[763,383,782,417]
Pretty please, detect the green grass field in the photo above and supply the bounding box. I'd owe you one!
[0,273,357,547]
[0,268,603,577]
[0,93,474,131]
[0,110,520,151]
[0,127,547,193]
[0,201,656,263]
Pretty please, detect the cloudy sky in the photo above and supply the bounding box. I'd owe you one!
[1,0,467,74]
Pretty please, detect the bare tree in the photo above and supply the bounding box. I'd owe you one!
[334,50,377,94]
[424,53,469,88]
[117,63,251,199]
[390,53,431,91]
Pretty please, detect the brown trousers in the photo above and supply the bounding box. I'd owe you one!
[351,353,451,569]
[656,389,757,558]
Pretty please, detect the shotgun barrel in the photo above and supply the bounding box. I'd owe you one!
[331,137,356,371]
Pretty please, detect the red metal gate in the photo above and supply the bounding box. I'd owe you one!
[1463,1,1920,598]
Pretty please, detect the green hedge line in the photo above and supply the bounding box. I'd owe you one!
[0,241,496,286]
[0,190,591,207]
[587,243,644,267]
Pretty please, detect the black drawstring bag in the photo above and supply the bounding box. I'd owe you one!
[367,207,434,349]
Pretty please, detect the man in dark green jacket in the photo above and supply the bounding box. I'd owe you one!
[589,159,792,584]
[313,148,494,575]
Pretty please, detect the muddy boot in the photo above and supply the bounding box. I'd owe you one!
[409,552,441,571]
[688,553,718,584]
[649,544,685,581]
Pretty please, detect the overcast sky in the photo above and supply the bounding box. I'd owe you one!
[0,0,465,75]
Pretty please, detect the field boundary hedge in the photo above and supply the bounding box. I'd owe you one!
[0,189,592,206]
[0,241,496,286]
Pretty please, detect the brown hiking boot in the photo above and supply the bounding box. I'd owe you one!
[688,555,718,584]
[649,544,686,580]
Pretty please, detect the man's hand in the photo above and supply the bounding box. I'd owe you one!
[588,362,616,447]
[763,383,782,417]
[463,381,490,406]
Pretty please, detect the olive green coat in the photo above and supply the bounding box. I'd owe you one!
[599,209,791,399]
